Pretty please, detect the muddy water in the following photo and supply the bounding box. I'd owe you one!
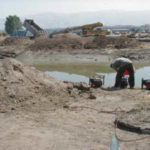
[34,63,150,87]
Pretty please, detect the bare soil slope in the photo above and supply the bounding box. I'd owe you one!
[0,58,71,112]
[84,35,138,49]
[0,36,33,46]
[28,34,139,51]
[29,33,83,50]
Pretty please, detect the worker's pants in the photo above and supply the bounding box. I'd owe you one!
[115,63,135,88]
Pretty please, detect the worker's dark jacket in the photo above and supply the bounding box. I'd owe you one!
[111,58,135,88]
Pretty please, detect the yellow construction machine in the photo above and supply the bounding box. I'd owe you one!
[79,22,110,36]
[50,22,110,37]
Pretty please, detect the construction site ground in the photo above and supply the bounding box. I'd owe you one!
[0,35,150,150]
[1,34,150,65]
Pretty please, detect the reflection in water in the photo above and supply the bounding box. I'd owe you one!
[34,63,113,77]
[135,66,150,87]
[46,71,116,86]
[46,71,89,83]
[46,66,150,87]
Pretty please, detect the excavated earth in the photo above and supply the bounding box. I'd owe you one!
[0,58,150,150]
[0,58,72,113]
[1,34,150,64]
[0,35,150,150]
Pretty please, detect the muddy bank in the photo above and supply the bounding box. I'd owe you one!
[0,35,150,65]
[16,50,114,65]
[15,47,150,65]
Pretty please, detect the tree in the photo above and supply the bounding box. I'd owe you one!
[5,15,22,34]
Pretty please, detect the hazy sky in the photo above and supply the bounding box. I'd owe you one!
[1,0,150,18]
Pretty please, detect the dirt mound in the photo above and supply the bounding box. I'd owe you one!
[0,36,33,46]
[27,33,139,51]
[29,33,83,50]
[84,35,138,49]
[0,58,71,112]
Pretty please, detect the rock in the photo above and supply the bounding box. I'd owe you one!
[73,82,90,91]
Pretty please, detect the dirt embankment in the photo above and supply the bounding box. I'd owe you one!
[1,34,150,64]
[28,34,139,51]
[28,34,83,51]
[0,58,93,113]
[84,35,138,49]
[0,34,139,51]
[0,36,33,47]
[0,36,34,58]
[0,58,70,112]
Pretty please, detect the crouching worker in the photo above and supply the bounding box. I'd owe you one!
[110,57,135,89]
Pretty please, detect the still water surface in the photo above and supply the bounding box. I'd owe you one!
[35,63,150,87]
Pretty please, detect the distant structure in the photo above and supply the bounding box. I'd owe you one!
[111,29,130,34]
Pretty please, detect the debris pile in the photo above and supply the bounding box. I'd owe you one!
[0,58,70,112]
[84,35,138,49]
[0,34,139,51]
[29,33,83,50]
[0,36,33,46]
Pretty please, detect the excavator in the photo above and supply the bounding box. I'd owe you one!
[23,19,47,38]
[50,22,110,37]
[79,22,110,36]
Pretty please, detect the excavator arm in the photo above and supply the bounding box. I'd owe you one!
[50,22,109,37]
